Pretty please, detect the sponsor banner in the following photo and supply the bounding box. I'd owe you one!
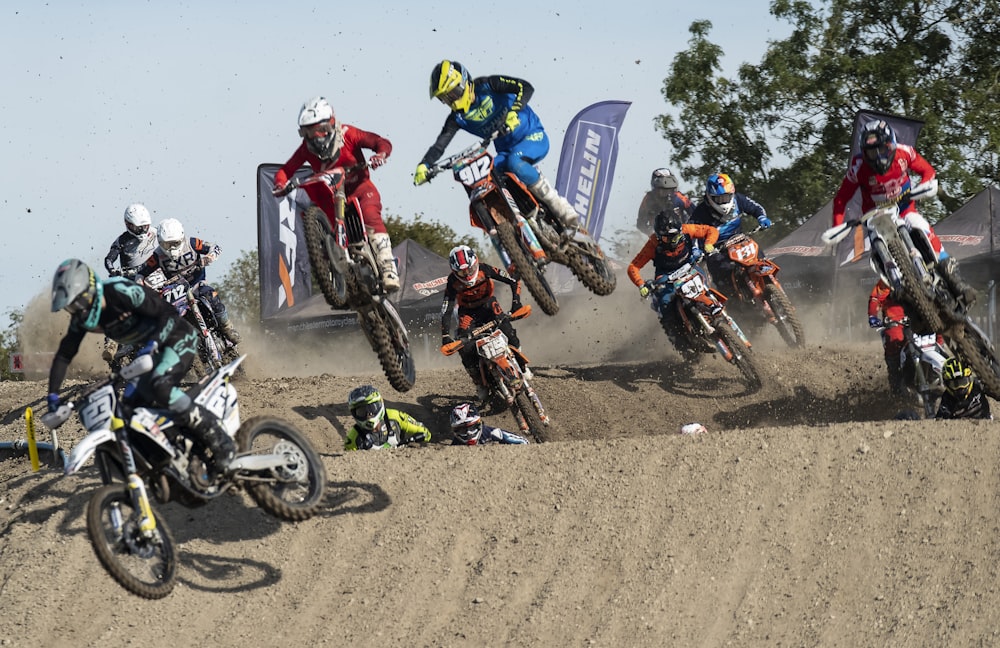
[256,164,314,320]
[555,101,631,242]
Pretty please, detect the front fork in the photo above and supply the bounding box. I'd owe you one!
[113,421,156,537]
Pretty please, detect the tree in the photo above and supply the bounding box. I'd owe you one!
[656,0,1000,236]
[383,213,479,259]
[0,310,24,382]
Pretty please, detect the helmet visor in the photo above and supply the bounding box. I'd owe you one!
[945,375,972,394]
[456,264,477,281]
[454,421,483,444]
[126,222,149,236]
[298,121,333,140]
[64,292,92,316]
[660,232,683,247]
[436,84,466,106]
[351,401,382,422]
[709,193,734,206]
[161,239,184,253]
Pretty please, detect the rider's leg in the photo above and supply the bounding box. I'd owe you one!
[502,134,580,229]
[357,188,400,293]
[199,284,241,344]
[906,211,977,304]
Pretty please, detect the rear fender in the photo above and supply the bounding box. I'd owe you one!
[65,429,114,476]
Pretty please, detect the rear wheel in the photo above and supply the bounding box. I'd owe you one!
[86,484,177,599]
[236,416,327,521]
[566,244,617,296]
[495,220,559,316]
[763,283,805,348]
[715,320,762,390]
[302,206,348,309]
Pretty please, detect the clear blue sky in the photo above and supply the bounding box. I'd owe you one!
[0,1,791,319]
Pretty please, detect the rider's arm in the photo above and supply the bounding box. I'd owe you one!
[440,285,457,337]
[484,75,534,112]
[868,283,889,317]
[274,143,309,188]
[831,159,862,226]
[389,410,431,442]
[419,115,463,167]
[191,238,221,265]
[344,425,361,451]
[482,265,522,306]
[627,237,657,286]
[683,223,719,249]
[735,194,767,220]
[104,236,123,273]
[907,147,936,184]
[48,323,87,395]
[353,127,392,158]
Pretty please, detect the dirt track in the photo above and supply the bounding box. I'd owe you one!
[1,286,998,647]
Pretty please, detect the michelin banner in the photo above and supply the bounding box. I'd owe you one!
[554,100,631,242]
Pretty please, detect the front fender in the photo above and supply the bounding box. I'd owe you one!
[64,428,115,476]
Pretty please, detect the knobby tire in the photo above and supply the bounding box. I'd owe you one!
[885,237,944,331]
[514,390,548,443]
[494,220,559,316]
[715,320,762,390]
[302,206,348,309]
[763,283,805,348]
[566,245,617,296]
[368,305,416,393]
[949,324,1000,401]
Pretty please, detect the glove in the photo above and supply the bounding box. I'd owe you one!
[47,393,60,413]
[504,110,520,133]
[704,243,716,255]
[272,182,290,197]
[137,340,158,356]
[869,315,882,329]
[109,268,122,278]
[413,163,429,186]
[690,248,703,263]
[639,282,652,299]
[197,255,212,268]
[758,216,772,229]
[442,333,455,346]
[368,153,388,169]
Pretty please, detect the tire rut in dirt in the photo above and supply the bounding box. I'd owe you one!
[495,220,559,316]
[763,283,805,348]
[514,390,548,443]
[302,206,348,309]
[716,320,762,390]
[86,484,177,599]
[236,416,327,521]
[885,237,944,331]
[566,247,617,296]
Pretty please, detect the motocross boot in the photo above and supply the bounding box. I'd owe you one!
[371,232,400,293]
[528,175,579,229]
[938,256,977,307]
[886,360,906,397]
[182,404,236,484]
[217,314,241,345]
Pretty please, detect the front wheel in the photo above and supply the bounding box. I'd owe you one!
[715,320,762,390]
[302,206,349,309]
[762,283,805,348]
[495,220,559,316]
[949,323,1000,401]
[514,390,548,443]
[884,236,943,331]
[365,303,417,393]
[86,484,177,599]
[236,416,327,521]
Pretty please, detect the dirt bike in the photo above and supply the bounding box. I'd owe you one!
[423,132,617,316]
[281,165,416,392]
[141,269,237,375]
[40,353,327,599]
[645,261,762,390]
[716,227,805,348]
[441,305,550,442]
[823,192,1000,400]
[879,316,948,418]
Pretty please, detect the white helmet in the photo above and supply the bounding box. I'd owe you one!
[297,96,342,162]
[156,218,187,261]
[123,203,152,237]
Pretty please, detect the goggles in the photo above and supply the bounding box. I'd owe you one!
[351,401,382,421]
[436,84,466,106]
[709,193,734,206]
[65,292,92,316]
[126,222,149,236]
[298,121,333,140]
[161,239,184,252]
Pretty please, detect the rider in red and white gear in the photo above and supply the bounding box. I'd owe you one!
[271,96,400,292]
[441,245,528,402]
[833,119,975,303]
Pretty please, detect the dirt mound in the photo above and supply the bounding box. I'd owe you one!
[1,286,996,646]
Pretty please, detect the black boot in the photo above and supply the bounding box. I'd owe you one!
[939,256,977,306]
[182,404,236,481]
[886,360,906,397]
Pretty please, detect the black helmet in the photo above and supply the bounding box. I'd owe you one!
[51,258,103,327]
[654,212,684,248]
[860,119,897,174]
[650,168,678,191]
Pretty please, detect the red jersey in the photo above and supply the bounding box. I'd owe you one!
[273,124,391,195]
[831,143,935,226]
[868,280,905,323]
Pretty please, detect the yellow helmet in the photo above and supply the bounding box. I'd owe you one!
[942,357,974,398]
[430,60,474,112]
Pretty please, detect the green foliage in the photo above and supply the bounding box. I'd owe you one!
[217,249,260,325]
[656,0,1000,229]
[0,310,24,382]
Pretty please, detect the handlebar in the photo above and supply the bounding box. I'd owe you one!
[424,131,504,183]
[440,304,531,355]
[276,162,369,196]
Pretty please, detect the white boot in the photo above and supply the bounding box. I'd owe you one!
[528,175,579,229]
[371,232,400,293]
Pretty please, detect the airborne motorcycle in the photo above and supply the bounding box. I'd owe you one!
[441,306,550,442]
[645,262,762,390]
[823,192,1000,400]
[282,165,416,392]
[422,132,617,316]
[716,227,805,348]
[41,353,326,599]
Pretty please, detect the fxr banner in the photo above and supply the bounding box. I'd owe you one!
[256,164,314,320]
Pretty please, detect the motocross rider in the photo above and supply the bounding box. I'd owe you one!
[137,218,241,346]
[271,96,400,293]
[832,119,976,305]
[868,278,915,396]
[344,385,432,450]
[690,173,771,297]
[628,212,720,357]
[637,168,693,235]
[414,60,579,233]
[441,245,530,403]
[102,203,158,363]
[936,357,993,420]
[46,259,235,483]
[449,402,529,445]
